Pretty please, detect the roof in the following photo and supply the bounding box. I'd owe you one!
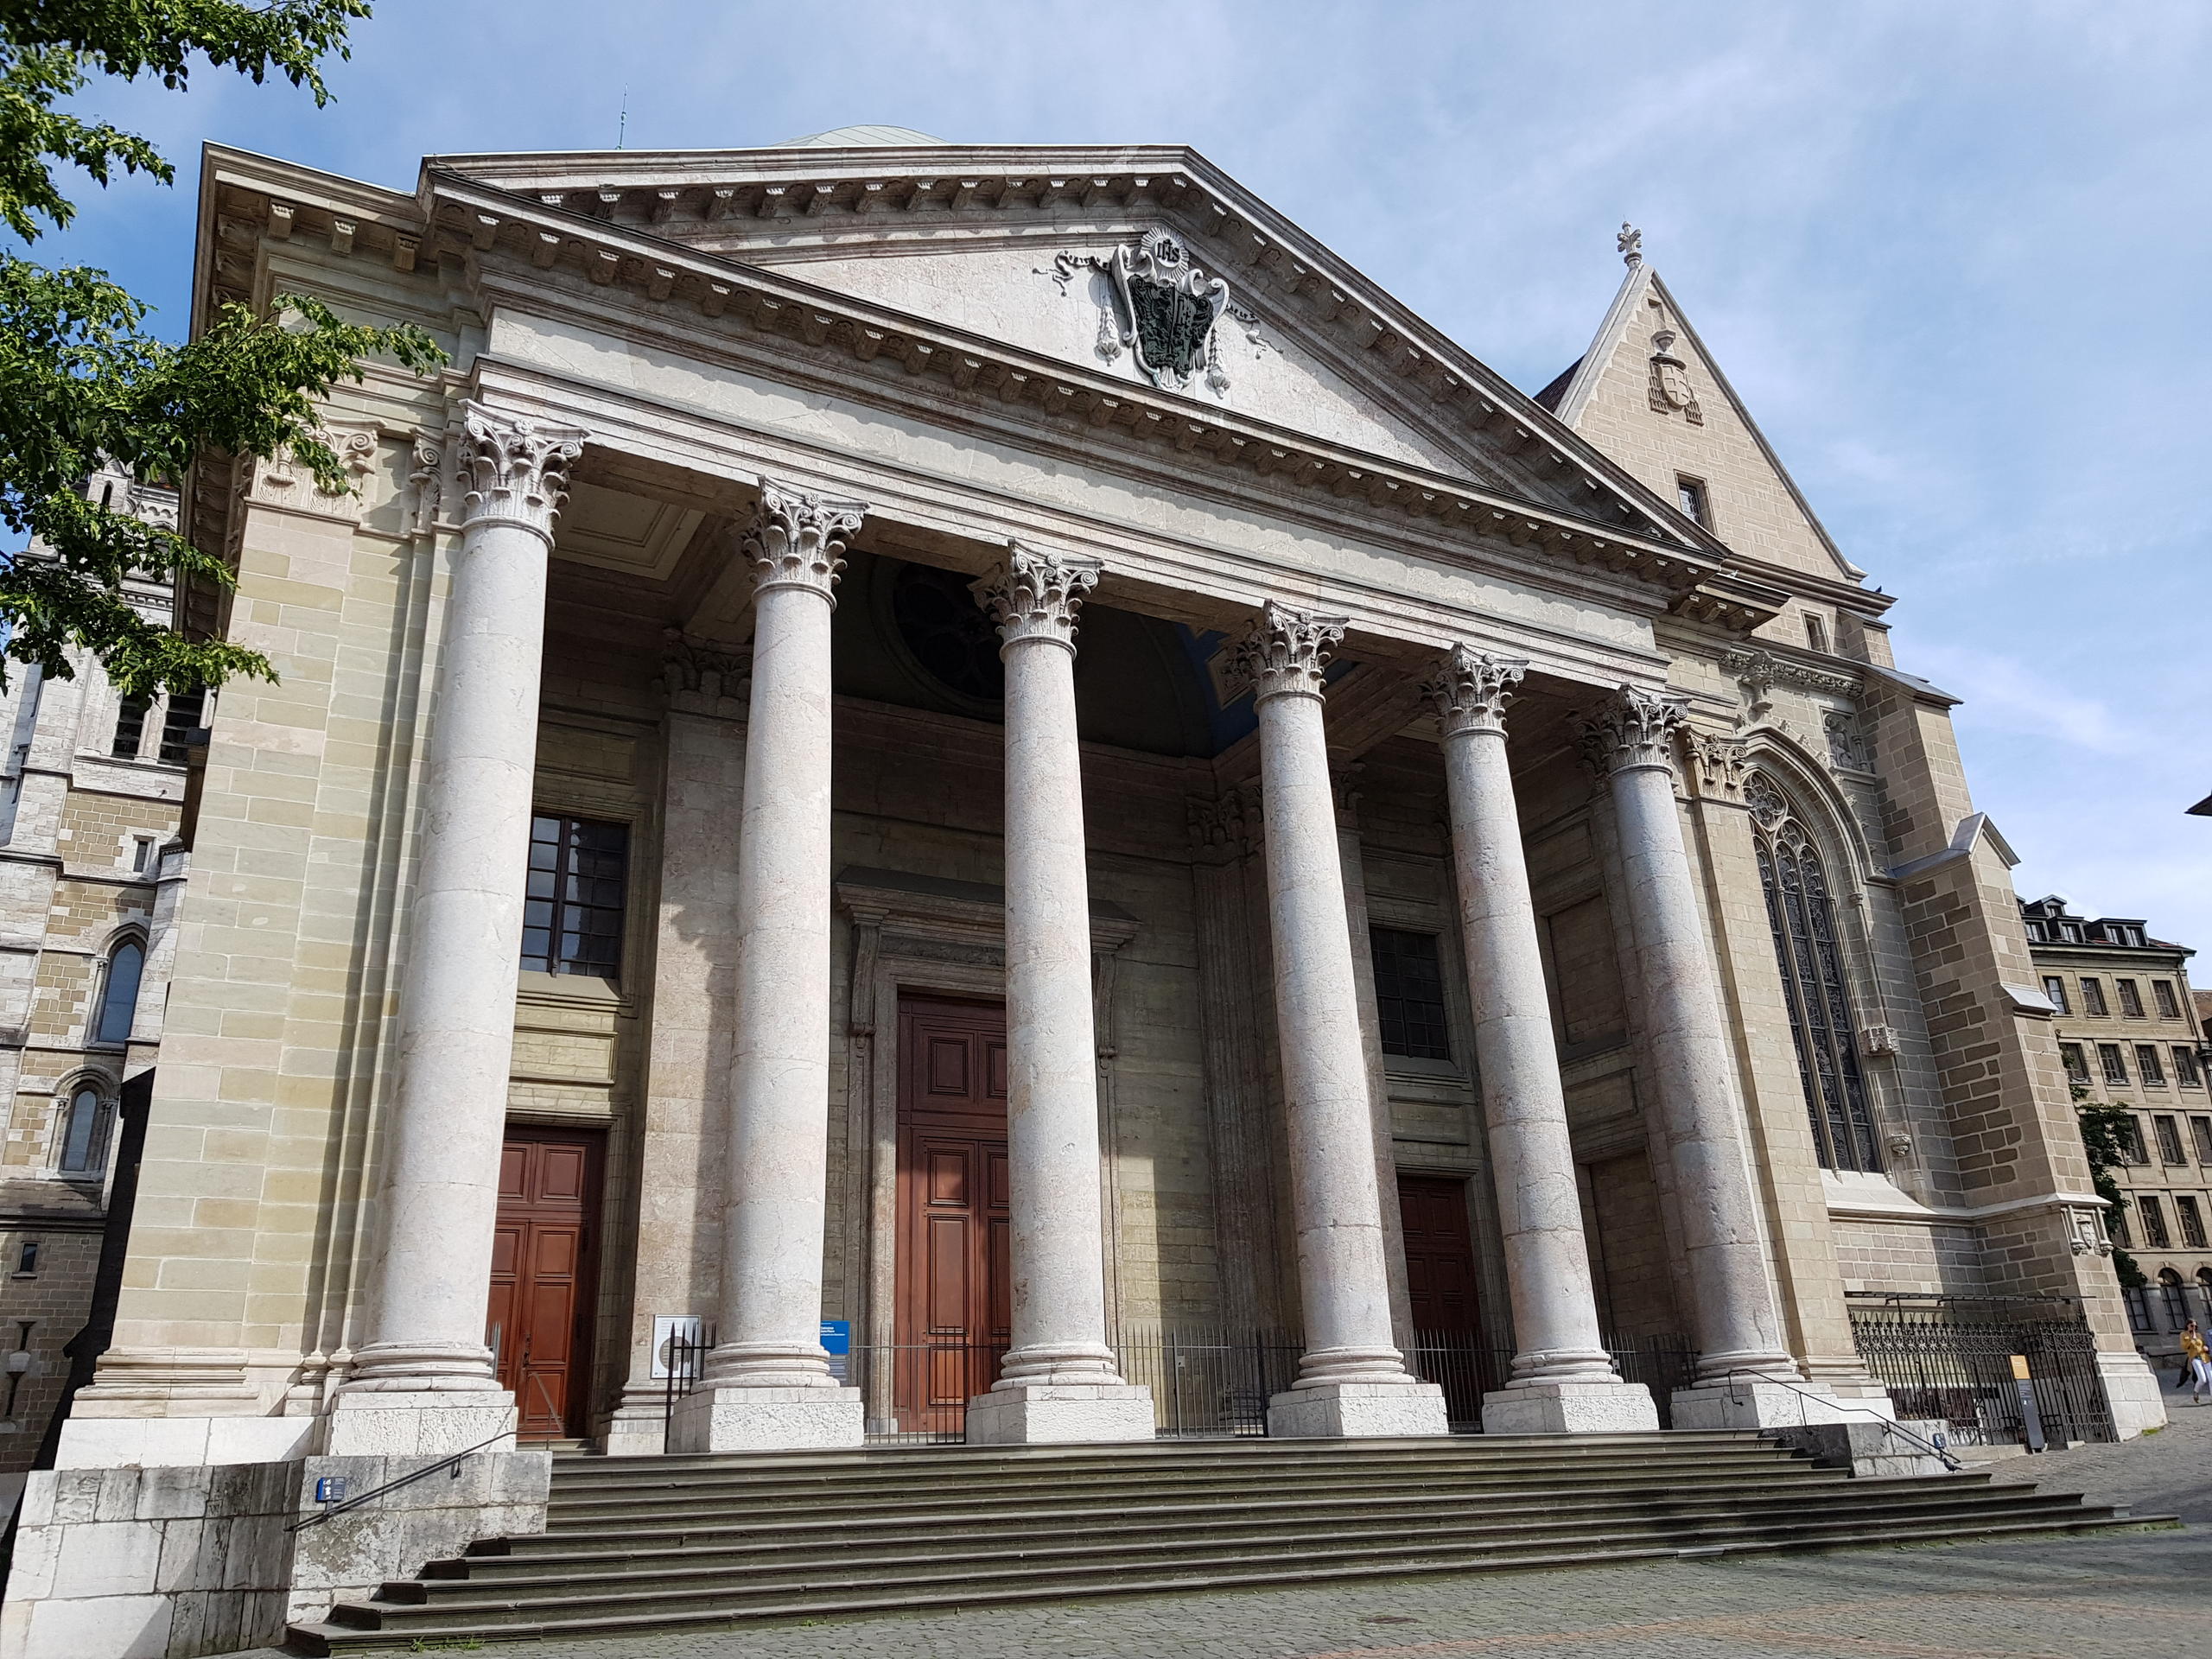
[774,125,948,149]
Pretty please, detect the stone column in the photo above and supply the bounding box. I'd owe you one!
[1229,601,1447,1439]
[1426,649,1658,1433]
[1580,686,1814,1428]
[335,404,585,1455]
[671,484,868,1452]
[963,544,1154,1444]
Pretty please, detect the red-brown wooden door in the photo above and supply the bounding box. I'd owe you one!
[488,1127,604,1441]
[895,996,1010,1427]
[1398,1173,1481,1332]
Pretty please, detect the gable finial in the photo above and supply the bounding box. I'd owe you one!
[1618,222,1643,268]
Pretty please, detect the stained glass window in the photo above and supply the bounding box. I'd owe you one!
[1753,785,1882,1173]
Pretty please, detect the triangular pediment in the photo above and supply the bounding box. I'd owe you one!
[427,142,1694,539]
[1545,259,1860,582]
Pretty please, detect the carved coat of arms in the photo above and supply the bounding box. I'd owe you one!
[1107,231,1229,391]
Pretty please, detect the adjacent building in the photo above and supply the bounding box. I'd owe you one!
[2023,894,2212,1352]
[0,461,196,1510]
[1,130,2169,1656]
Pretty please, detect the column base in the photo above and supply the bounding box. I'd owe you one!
[323,1389,518,1456]
[665,1384,863,1452]
[963,1382,1156,1445]
[600,1391,674,1458]
[1268,1381,1449,1439]
[1479,1378,1660,1435]
[1669,1376,1888,1431]
[2096,1349,2168,1439]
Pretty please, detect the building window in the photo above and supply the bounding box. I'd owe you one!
[2059,1042,2088,1084]
[2098,1043,2129,1086]
[2139,1046,2169,1087]
[2118,979,2145,1018]
[2025,921,2049,943]
[2177,1048,2202,1089]
[2156,1115,2186,1163]
[522,817,629,980]
[1803,614,1829,654]
[1754,797,1881,1172]
[111,694,150,759]
[1369,927,1452,1062]
[1675,476,1709,526]
[56,1086,105,1173]
[2061,923,2083,943]
[156,691,206,766]
[14,1241,37,1274]
[2043,976,2071,1014]
[2192,1116,2212,1163]
[2119,1115,2150,1165]
[2082,978,2109,1016]
[2155,981,2183,1020]
[2139,1195,2172,1249]
[2181,1196,2209,1249]
[92,939,143,1045]
[2110,1209,2133,1249]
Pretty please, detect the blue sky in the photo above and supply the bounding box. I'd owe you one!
[34,1,2212,945]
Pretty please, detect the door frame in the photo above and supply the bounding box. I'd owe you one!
[492,1122,607,1441]
[835,869,1139,1432]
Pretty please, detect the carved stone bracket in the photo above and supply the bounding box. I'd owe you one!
[1187,784,1263,862]
[458,402,587,541]
[746,481,867,601]
[2065,1204,2113,1259]
[245,421,381,523]
[973,542,1102,652]
[660,627,753,710]
[1421,646,1527,739]
[1719,648,1859,727]
[1577,685,1688,779]
[1683,730,1751,801]
[1225,600,1346,704]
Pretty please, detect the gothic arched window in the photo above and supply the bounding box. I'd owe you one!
[57,1085,105,1173]
[1749,774,1882,1173]
[93,938,143,1045]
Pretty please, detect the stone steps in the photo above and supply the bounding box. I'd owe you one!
[286,1433,2149,1654]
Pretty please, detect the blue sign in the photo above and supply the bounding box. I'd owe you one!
[315,1476,348,1504]
[821,1319,850,1383]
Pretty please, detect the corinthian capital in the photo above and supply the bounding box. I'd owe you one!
[746,481,867,601]
[973,542,1102,652]
[1225,600,1347,703]
[1578,684,1688,778]
[457,402,588,540]
[1421,646,1528,739]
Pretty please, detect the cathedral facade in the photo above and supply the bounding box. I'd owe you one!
[3,120,2168,1655]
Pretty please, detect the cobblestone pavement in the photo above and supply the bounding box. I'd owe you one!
[224,1383,2212,1659]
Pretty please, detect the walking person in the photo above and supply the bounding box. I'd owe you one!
[2183,1320,2211,1404]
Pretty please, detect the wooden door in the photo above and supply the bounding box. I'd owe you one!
[1398,1173,1480,1332]
[895,996,1010,1427]
[488,1127,604,1441]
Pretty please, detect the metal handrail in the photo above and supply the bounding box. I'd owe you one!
[285,1428,515,1532]
[1713,1367,1961,1471]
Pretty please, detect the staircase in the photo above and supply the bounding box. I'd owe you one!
[288,1432,2152,1653]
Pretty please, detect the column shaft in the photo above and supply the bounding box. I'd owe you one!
[1232,603,1446,1439]
[966,545,1151,1444]
[350,406,582,1414]
[1587,690,1794,1382]
[1427,649,1656,1434]
[673,485,867,1452]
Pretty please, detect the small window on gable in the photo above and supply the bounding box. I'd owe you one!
[1369,927,1452,1062]
[1803,614,1829,654]
[1675,476,1709,527]
[16,1240,38,1274]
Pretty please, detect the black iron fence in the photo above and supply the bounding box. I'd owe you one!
[651,1327,1699,1445]
[1848,1295,2115,1446]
